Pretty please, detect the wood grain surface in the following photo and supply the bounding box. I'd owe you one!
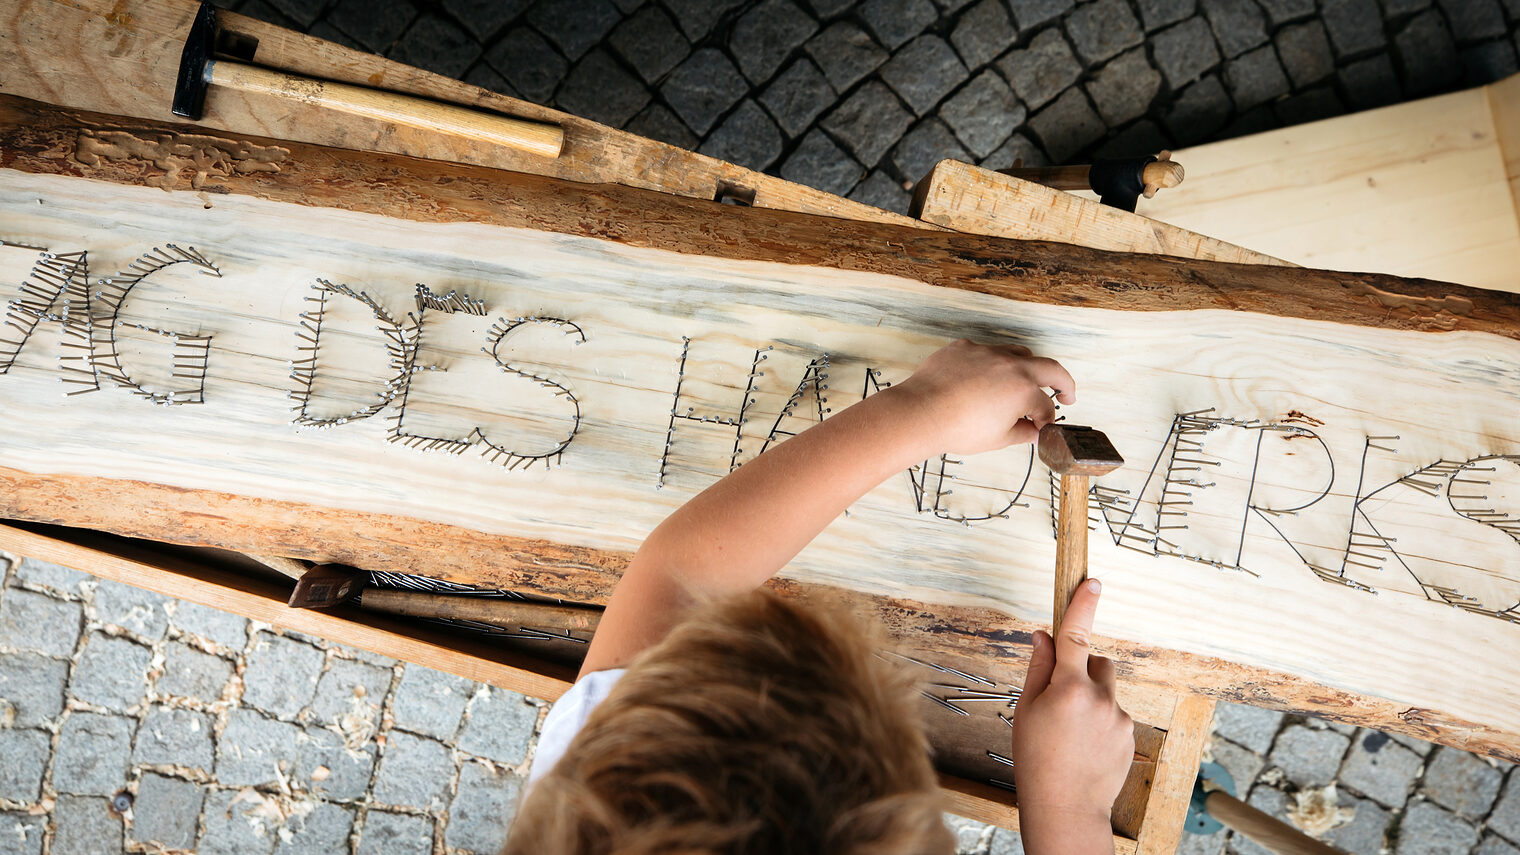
[1,97,1519,762]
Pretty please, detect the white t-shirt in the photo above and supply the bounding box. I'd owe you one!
[527,668,628,785]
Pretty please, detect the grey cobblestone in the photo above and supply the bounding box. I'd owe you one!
[989,825,1025,854]
[392,664,472,740]
[1139,0,1196,30]
[1010,0,1075,30]
[1420,746,1502,817]
[241,632,324,720]
[1323,0,1389,56]
[1153,16,1224,87]
[608,6,689,84]
[781,127,863,193]
[1325,791,1389,855]
[198,788,276,855]
[557,48,652,127]
[441,0,526,42]
[1488,773,1520,844]
[892,118,971,182]
[297,725,377,800]
[274,801,354,855]
[823,80,914,166]
[216,709,303,788]
[53,712,132,795]
[1461,38,1519,83]
[1027,88,1105,161]
[374,731,453,811]
[1201,0,1268,57]
[71,633,150,713]
[880,35,969,115]
[13,558,90,596]
[1086,48,1163,125]
[699,98,784,170]
[358,809,433,855]
[731,0,819,83]
[1479,835,1520,855]
[0,729,49,802]
[761,59,837,136]
[1213,703,1285,754]
[50,795,120,855]
[1340,52,1402,109]
[155,640,233,702]
[446,761,522,853]
[940,70,1024,158]
[1066,0,1145,64]
[485,28,567,104]
[1225,43,1291,111]
[859,0,937,50]
[1208,736,1265,793]
[663,0,744,41]
[0,812,44,855]
[527,0,620,61]
[326,0,415,53]
[458,686,539,765]
[129,773,203,850]
[1277,20,1336,87]
[1340,730,1423,807]
[0,651,68,727]
[1258,0,1316,25]
[168,601,246,650]
[1395,799,1478,854]
[847,170,912,213]
[996,29,1083,111]
[1275,84,1344,124]
[807,21,888,91]
[1268,723,1351,788]
[132,705,214,771]
[310,657,391,725]
[1439,0,1508,42]
[950,0,1016,69]
[1396,10,1461,95]
[982,132,1048,169]
[663,48,749,134]
[1,588,82,657]
[391,15,481,80]
[627,103,699,147]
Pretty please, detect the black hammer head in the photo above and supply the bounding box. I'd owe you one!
[171,1,218,119]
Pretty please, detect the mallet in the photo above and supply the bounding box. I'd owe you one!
[1037,424,1125,630]
[172,1,563,159]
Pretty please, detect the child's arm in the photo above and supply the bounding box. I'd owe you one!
[1011,580,1135,855]
[578,339,1075,676]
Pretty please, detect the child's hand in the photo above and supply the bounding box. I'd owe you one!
[1011,580,1134,852]
[894,339,1075,455]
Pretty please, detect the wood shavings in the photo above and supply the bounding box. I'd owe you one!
[1286,784,1355,837]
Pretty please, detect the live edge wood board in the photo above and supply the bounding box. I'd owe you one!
[2,97,1519,764]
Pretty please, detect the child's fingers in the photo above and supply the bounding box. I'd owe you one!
[1007,418,1039,446]
[1021,630,1056,700]
[1088,655,1118,697]
[1025,357,1076,405]
[1023,388,1057,427]
[1054,578,1102,683]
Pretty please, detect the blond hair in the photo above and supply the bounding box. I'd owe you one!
[505,589,952,855]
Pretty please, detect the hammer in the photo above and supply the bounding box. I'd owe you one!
[1000,152,1183,212]
[172,1,563,159]
[1037,424,1125,630]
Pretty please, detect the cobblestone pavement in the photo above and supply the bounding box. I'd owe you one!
[3,552,1518,854]
[222,0,1520,214]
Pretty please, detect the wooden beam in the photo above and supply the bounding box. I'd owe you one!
[1135,694,1217,855]
[912,159,1290,266]
[0,0,917,227]
[2,96,1519,765]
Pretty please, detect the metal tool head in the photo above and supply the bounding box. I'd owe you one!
[172,1,219,120]
[287,563,365,609]
[1038,423,1125,476]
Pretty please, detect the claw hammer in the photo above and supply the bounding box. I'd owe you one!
[1036,424,1125,631]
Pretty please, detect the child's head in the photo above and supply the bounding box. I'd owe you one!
[505,590,953,855]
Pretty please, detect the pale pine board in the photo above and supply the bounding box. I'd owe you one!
[1134,83,1520,293]
[2,169,1518,738]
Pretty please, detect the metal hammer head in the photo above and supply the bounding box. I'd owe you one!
[1038,423,1124,477]
[172,1,219,120]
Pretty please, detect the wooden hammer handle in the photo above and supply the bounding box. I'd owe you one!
[359,588,600,632]
[1052,472,1090,633]
[208,60,564,159]
[1204,791,1348,855]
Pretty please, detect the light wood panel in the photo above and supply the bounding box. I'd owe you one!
[913,160,1290,265]
[1134,80,1520,293]
[2,98,1519,762]
[0,0,915,226]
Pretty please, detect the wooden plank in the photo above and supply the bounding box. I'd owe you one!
[1490,73,1520,236]
[1136,84,1520,293]
[0,0,917,227]
[913,160,1291,266]
[1135,694,1217,855]
[2,97,1519,763]
[0,520,579,698]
